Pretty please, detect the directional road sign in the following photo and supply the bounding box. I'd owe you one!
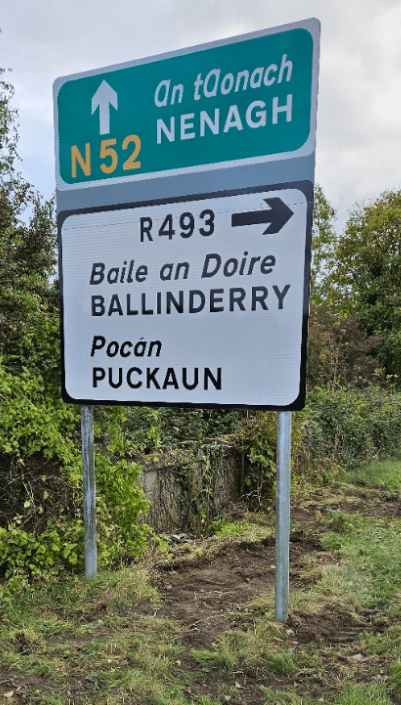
[59,182,312,409]
[54,19,319,204]
[55,19,319,409]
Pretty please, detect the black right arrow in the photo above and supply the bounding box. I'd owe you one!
[231,197,294,234]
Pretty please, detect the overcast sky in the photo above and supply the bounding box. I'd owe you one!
[1,0,401,232]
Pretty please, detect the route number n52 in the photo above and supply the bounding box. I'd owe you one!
[71,134,142,179]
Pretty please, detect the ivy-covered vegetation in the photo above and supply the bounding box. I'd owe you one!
[2,68,401,591]
[0,71,150,585]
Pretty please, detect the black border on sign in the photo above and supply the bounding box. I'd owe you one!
[57,180,313,411]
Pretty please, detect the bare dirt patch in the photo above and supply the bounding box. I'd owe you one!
[292,486,401,521]
[155,530,323,650]
[286,604,386,646]
[0,667,30,702]
[187,662,306,705]
[149,522,390,703]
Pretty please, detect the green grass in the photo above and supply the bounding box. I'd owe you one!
[4,457,401,703]
[192,616,314,682]
[332,682,393,705]
[259,688,303,704]
[349,457,401,492]
[259,682,393,705]
[319,512,401,609]
[0,565,188,705]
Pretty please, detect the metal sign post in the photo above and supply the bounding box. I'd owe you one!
[81,404,97,578]
[275,410,292,622]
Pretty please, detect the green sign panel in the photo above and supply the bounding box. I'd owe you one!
[55,24,316,188]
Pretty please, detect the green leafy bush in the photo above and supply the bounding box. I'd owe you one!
[297,385,401,479]
[234,411,277,508]
[0,361,149,580]
[231,385,401,501]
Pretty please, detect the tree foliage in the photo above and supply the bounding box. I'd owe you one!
[331,190,401,378]
[307,184,387,388]
[0,70,58,379]
[0,73,150,581]
[310,183,337,305]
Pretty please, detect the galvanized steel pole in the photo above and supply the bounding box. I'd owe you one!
[275,410,292,622]
[81,404,97,578]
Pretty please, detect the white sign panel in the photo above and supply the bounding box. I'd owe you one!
[59,183,311,408]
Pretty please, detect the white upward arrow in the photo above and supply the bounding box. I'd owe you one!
[91,80,118,135]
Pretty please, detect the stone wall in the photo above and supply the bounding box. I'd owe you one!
[137,441,240,532]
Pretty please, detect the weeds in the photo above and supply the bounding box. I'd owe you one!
[3,459,401,703]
